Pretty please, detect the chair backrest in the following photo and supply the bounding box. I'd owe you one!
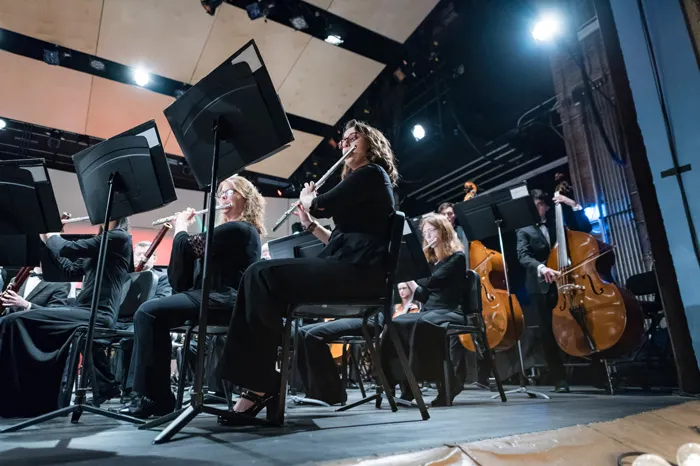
[117,271,159,320]
[462,269,482,315]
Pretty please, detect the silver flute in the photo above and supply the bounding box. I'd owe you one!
[272,146,356,232]
[152,203,232,226]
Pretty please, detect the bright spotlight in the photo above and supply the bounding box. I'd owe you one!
[325,35,344,46]
[532,13,562,42]
[412,124,425,141]
[133,68,151,87]
[0,119,6,130]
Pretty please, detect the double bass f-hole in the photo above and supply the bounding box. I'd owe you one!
[583,273,604,295]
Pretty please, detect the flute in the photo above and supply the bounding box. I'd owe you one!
[272,146,356,232]
[62,215,91,224]
[152,203,232,226]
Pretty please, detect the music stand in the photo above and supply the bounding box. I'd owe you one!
[139,39,293,444]
[453,182,550,400]
[1,124,177,433]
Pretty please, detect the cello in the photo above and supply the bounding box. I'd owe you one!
[458,183,525,352]
[548,176,644,357]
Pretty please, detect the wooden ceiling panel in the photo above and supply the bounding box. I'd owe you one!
[247,130,323,179]
[328,0,440,43]
[86,77,174,141]
[277,38,384,125]
[191,3,311,88]
[0,52,91,134]
[0,0,102,54]
[97,0,215,83]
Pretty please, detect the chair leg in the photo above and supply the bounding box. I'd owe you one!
[349,344,366,398]
[361,319,397,413]
[486,347,507,402]
[386,324,429,420]
[176,327,193,410]
[275,315,294,426]
[341,342,348,390]
[443,336,453,407]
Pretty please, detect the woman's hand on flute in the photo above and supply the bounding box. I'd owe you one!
[299,182,316,211]
[174,208,197,234]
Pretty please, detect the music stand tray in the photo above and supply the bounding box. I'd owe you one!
[453,182,550,400]
[2,124,177,433]
[139,39,294,444]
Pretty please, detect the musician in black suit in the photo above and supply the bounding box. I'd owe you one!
[516,189,591,393]
[1,266,70,311]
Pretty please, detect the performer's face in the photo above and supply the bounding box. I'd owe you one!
[535,199,549,219]
[340,128,369,170]
[422,223,440,247]
[218,181,246,220]
[134,245,155,270]
[397,283,411,299]
[440,207,455,225]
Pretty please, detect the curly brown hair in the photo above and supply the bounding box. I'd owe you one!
[420,213,464,263]
[217,175,267,236]
[340,120,398,186]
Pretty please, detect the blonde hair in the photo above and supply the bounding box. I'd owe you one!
[217,175,267,236]
[420,213,464,263]
[340,120,398,186]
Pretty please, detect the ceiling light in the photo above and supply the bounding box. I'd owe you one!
[133,68,151,87]
[290,15,308,30]
[532,13,563,42]
[90,59,105,71]
[0,119,6,130]
[325,35,344,46]
[412,124,426,141]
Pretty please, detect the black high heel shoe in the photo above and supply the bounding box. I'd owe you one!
[217,390,280,425]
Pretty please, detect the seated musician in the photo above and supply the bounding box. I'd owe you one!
[516,187,591,393]
[0,218,132,418]
[394,282,420,318]
[216,120,398,421]
[387,213,467,407]
[120,175,264,418]
[133,241,173,299]
[1,265,70,312]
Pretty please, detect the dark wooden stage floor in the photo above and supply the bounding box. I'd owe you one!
[0,386,688,465]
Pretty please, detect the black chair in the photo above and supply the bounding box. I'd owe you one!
[59,271,159,408]
[276,212,430,425]
[441,269,507,406]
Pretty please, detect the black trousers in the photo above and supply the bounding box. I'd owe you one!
[531,290,566,382]
[0,307,112,417]
[297,315,382,405]
[129,293,232,403]
[219,258,385,393]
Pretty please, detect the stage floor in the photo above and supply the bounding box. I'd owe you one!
[0,386,689,465]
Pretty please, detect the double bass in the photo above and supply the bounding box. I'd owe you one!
[548,176,644,357]
[458,183,525,352]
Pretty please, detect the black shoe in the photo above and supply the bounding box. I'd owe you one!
[87,385,121,407]
[553,381,570,393]
[217,390,280,425]
[119,394,175,419]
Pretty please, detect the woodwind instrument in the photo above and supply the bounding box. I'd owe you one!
[152,203,232,226]
[271,146,356,232]
[0,267,33,316]
[135,223,173,272]
[62,215,91,224]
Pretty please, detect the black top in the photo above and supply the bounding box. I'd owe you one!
[169,221,261,308]
[44,229,132,325]
[309,164,395,267]
[516,206,591,294]
[414,251,466,312]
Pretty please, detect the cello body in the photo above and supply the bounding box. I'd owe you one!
[460,240,524,352]
[548,226,645,358]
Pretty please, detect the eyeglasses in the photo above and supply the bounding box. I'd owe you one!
[217,188,235,199]
[339,132,361,149]
[422,227,438,235]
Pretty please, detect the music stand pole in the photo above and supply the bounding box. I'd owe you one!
[491,219,549,400]
[2,173,146,434]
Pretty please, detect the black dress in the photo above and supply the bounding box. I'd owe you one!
[128,221,260,404]
[219,163,395,393]
[386,251,467,384]
[0,230,132,417]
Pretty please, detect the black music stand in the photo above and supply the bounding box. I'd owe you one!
[453,182,550,400]
[139,39,293,444]
[1,124,177,434]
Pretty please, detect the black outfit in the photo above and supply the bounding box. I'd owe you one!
[516,205,591,383]
[386,252,467,389]
[219,164,395,393]
[19,276,70,309]
[127,221,260,408]
[0,230,131,417]
[153,269,173,300]
[297,314,383,405]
